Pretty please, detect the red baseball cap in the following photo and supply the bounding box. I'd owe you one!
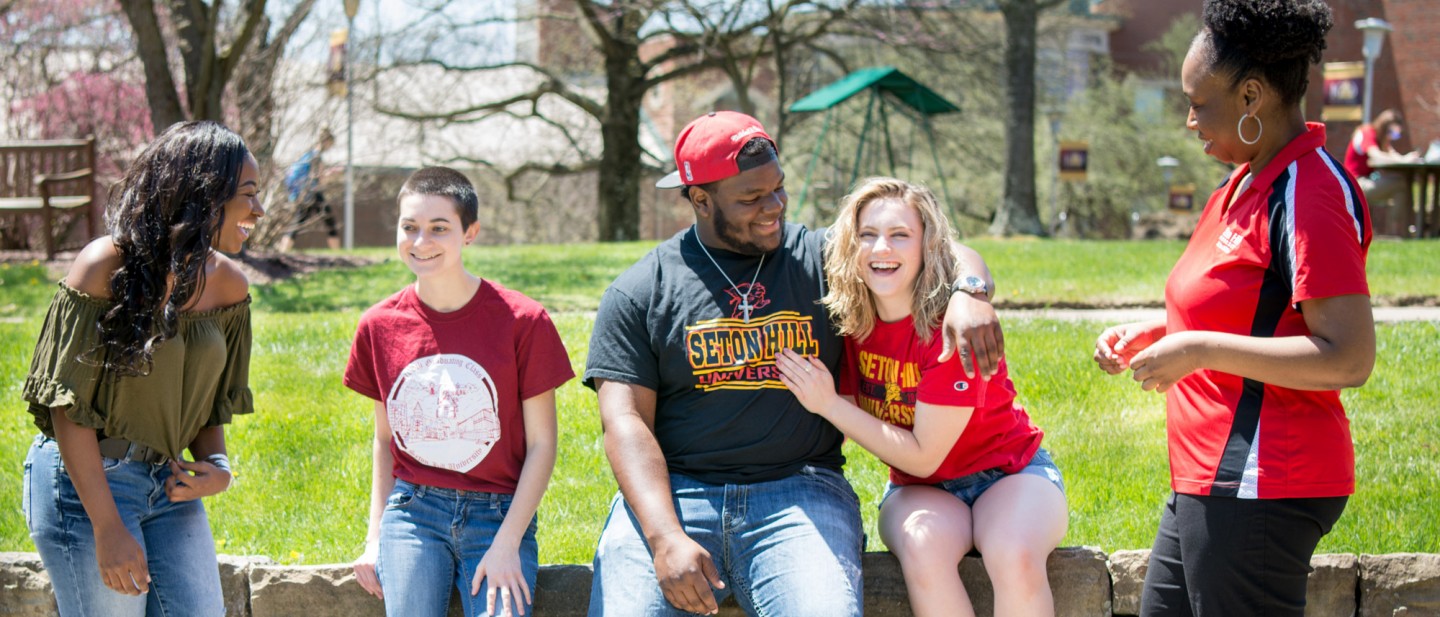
[656,111,778,189]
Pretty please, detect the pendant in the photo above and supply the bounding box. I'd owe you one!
[739,300,754,323]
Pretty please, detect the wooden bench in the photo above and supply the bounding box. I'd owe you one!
[0,137,99,259]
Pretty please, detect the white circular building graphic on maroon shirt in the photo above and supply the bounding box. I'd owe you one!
[386,354,500,472]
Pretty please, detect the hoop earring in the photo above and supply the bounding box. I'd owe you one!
[1237,113,1262,145]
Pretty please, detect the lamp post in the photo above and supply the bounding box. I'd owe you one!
[1157,156,1179,209]
[343,0,360,250]
[1355,17,1393,125]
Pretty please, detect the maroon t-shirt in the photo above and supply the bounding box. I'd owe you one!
[344,281,573,493]
[838,316,1042,486]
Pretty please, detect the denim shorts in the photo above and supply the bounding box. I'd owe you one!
[881,447,1066,508]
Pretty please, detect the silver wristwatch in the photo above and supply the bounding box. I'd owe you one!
[951,275,990,297]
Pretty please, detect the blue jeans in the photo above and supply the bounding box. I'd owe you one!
[588,466,864,617]
[377,479,539,617]
[881,447,1067,507]
[23,435,223,617]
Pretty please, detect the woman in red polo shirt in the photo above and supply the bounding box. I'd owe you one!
[1093,1,1375,615]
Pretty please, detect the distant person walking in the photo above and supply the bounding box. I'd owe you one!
[279,129,341,251]
[1094,1,1375,615]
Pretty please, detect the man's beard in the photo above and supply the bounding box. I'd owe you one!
[713,202,783,256]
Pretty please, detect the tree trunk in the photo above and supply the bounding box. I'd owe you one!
[119,0,186,130]
[598,47,644,242]
[990,0,1047,237]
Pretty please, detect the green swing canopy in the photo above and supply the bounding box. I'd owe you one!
[787,67,962,224]
[790,66,960,115]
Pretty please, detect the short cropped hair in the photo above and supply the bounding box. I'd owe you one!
[398,167,479,230]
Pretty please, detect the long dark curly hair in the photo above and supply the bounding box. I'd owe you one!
[90,121,250,377]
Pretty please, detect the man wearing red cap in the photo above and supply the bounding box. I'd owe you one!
[583,111,1002,616]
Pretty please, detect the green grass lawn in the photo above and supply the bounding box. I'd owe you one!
[3,238,1438,565]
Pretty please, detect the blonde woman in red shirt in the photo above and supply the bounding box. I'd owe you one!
[777,177,1067,617]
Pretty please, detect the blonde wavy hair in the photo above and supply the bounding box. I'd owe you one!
[822,177,958,343]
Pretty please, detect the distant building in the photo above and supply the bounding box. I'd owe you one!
[1096,0,1439,162]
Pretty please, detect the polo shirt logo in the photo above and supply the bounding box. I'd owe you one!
[1216,227,1244,254]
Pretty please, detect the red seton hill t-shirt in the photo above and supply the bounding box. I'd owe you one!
[1165,123,1370,500]
[839,316,1042,486]
[345,281,573,493]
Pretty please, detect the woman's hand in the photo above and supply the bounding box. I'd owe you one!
[1128,331,1207,393]
[352,540,383,599]
[164,458,232,502]
[775,348,840,416]
[472,542,531,616]
[1094,320,1166,374]
[95,522,150,595]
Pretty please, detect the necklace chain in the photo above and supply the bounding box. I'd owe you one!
[695,230,766,323]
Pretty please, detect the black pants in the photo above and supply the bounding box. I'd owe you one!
[1140,492,1347,617]
[289,191,339,238]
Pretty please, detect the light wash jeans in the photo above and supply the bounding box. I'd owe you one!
[377,478,539,617]
[588,466,864,617]
[23,435,223,617]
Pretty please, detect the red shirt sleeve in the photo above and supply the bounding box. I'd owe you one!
[1289,172,1371,304]
[915,335,986,409]
[343,313,382,401]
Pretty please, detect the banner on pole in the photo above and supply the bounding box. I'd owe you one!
[1059,141,1088,182]
[1322,62,1364,122]
[1168,183,1197,211]
[327,29,348,98]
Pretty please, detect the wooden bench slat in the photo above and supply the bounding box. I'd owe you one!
[0,196,93,211]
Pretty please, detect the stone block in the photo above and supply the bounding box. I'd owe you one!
[1359,553,1440,617]
[0,552,57,617]
[249,564,386,617]
[1108,549,1150,616]
[1306,553,1357,617]
[1103,549,1355,616]
[219,553,275,617]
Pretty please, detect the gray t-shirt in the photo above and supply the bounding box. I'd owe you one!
[584,223,844,484]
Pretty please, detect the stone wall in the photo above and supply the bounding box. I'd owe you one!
[3,549,1437,616]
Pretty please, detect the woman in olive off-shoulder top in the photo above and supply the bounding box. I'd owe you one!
[21,121,265,617]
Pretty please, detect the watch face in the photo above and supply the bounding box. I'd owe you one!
[955,275,987,294]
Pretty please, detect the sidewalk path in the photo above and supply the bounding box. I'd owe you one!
[1001,307,1440,323]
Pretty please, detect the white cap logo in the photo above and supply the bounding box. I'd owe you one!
[683,161,693,182]
[730,126,762,142]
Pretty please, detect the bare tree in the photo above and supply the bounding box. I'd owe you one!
[372,0,853,242]
[117,0,272,130]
